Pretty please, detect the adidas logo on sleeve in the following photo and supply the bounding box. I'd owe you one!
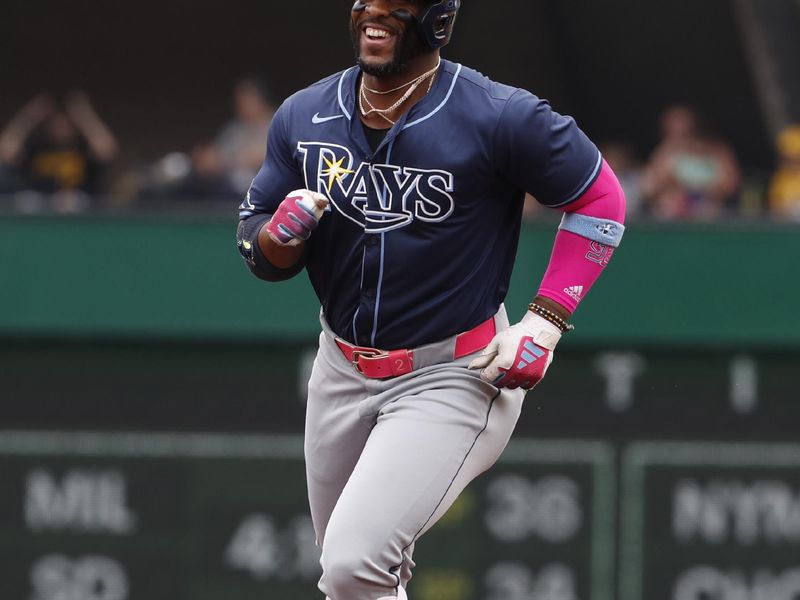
[564,285,584,302]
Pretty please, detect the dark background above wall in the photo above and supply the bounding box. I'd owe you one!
[1,0,772,168]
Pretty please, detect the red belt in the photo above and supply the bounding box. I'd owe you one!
[335,317,496,379]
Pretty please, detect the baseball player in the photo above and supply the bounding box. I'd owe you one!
[236,1,626,598]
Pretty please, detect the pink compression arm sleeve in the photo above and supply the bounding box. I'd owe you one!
[537,159,627,312]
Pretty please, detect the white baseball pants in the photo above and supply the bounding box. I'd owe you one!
[306,308,524,600]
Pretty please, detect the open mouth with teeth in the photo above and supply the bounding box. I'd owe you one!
[363,25,396,45]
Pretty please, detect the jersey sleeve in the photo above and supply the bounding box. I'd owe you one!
[238,101,304,219]
[495,90,602,208]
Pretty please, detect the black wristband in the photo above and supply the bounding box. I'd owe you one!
[237,215,306,282]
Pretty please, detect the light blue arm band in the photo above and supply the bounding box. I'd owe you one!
[558,213,626,248]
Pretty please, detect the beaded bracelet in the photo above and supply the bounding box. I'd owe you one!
[528,302,575,333]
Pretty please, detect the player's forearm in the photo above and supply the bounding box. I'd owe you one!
[257,223,305,269]
[237,190,328,282]
[236,215,306,282]
[535,159,626,314]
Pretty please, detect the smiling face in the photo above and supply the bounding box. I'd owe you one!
[349,0,432,77]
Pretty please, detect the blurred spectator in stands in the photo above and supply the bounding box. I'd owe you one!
[0,163,20,197]
[179,143,240,201]
[129,77,273,207]
[642,105,741,220]
[140,142,239,204]
[768,125,800,221]
[0,92,118,213]
[214,77,275,193]
[599,141,644,218]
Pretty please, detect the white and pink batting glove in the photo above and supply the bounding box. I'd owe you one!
[469,312,562,390]
[265,189,329,246]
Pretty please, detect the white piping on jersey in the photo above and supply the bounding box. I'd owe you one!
[352,245,368,342]
[370,232,386,347]
[351,307,360,343]
[340,65,462,344]
[402,63,463,130]
[551,151,603,208]
[338,67,356,121]
[364,65,463,343]
[338,63,462,129]
[369,140,395,346]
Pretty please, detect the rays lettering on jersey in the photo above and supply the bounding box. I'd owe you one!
[298,142,454,233]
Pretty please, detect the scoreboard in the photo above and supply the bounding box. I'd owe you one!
[410,440,615,600]
[2,343,797,439]
[0,432,614,600]
[2,343,799,599]
[3,432,799,599]
[620,442,800,600]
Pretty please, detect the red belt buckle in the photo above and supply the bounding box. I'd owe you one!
[351,348,386,375]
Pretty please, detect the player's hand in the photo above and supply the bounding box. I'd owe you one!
[265,189,330,246]
[468,312,562,390]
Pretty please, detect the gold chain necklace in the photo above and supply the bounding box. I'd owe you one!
[358,61,440,126]
[362,59,441,95]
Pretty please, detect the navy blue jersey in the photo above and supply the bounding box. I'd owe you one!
[239,60,601,349]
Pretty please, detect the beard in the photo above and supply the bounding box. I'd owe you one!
[349,18,431,77]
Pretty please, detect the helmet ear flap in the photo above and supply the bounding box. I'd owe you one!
[418,0,461,49]
[432,13,454,38]
[352,0,367,12]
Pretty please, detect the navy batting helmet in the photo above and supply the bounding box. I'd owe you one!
[352,0,461,49]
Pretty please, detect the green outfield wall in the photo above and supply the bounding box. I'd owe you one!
[0,215,794,347]
[2,217,799,600]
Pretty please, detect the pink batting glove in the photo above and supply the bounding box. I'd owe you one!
[468,312,562,390]
[265,189,330,246]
